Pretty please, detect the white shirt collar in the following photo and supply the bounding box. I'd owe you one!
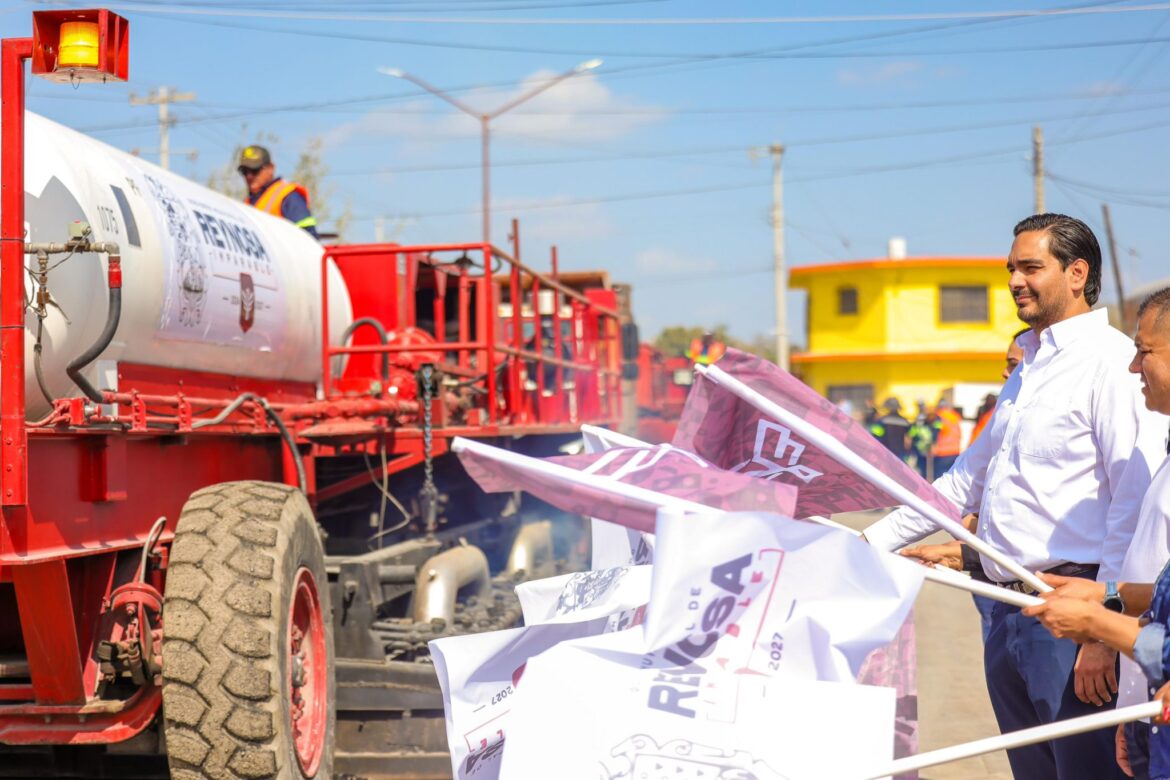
[1017,307,1107,356]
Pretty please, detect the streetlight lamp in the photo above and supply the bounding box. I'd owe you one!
[379,60,602,246]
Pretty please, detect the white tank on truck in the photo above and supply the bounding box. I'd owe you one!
[20,111,353,417]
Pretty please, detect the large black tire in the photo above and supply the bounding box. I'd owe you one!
[162,481,335,780]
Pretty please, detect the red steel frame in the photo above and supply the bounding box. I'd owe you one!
[0,16,625,749]
[0,44,623,746]
[321,222,623,435]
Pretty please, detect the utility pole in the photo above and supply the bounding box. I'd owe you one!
[1032,125,1045,214]
[381,60,601,247]
[770,143,789,371]
[129,86,196,171]
[1101,203,1128,331]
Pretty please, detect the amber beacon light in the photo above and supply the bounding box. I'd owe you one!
[31,9,128,83]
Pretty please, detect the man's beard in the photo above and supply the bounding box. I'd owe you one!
[1016,291,1066,328]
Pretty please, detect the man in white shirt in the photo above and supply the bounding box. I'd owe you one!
[864,213,1165,779]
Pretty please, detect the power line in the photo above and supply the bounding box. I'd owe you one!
[108,13,1170,60]
[71,74,1170,136]
[91,1,1170,24]
[68,0,1121,138]
[320,98,1170,179]
[118,0,670,10]
[1049,174,1170,211]
[1053,10,1170,142]
[346,112,1170,223]
[1047,170,1170,199]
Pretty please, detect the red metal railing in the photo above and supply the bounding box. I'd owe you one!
[321,223,622,430]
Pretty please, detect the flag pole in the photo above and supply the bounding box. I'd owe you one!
[459,438,1035,607]
[697,364,1051,594]
[803,515,1041,608]
[863,700,1162,778]
[580,423,651,450]
[452,437,715,532]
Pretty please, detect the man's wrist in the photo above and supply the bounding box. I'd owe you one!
[1104,581,1126,613]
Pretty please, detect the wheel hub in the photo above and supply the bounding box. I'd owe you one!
[288,567,327,777]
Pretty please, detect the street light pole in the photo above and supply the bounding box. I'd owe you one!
[769,143,788,372]
[379,60,602,246]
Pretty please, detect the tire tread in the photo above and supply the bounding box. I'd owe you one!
[162,480,333,780]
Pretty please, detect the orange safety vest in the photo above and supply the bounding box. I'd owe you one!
[932,408,963,457]
[687,338,726,365]
[249,179,310,218]
[969,405,995,447]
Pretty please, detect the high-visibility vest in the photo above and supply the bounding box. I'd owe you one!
[969,405,995,447]
[687,338,726,365]
[932,408,963,457]
[250,179,311,221]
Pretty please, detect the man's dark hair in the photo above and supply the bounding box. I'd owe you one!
[1138,286,1170,329]
[1013,213,1102,306]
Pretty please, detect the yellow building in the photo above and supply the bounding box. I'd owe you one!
[789,256,1020,415]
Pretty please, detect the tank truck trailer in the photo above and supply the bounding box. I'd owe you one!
[0,11,633,778]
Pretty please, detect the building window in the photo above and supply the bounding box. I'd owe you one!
[939,285,989,323]
[837,286,858,315]
[827,384,874,412]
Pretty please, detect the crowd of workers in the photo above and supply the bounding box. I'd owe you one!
[857,212,1170,780]
[863,325,1029,480]
[864,395,964,481]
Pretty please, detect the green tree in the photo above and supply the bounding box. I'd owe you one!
[653,324,779,363]
[290,137,353,240]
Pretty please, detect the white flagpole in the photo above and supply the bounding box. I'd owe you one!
[698,364,1050,594]
[452,437,716,528]
[863,700,1162,779]
[459,438,1034,608]
[580,423,651,450]
[802,515,1041,608]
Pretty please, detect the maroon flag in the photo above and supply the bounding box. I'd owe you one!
[454,439,797,534]
[673,349,961,522]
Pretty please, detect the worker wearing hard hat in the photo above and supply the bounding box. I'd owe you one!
[238,145,319,239]
[687,331,726,365]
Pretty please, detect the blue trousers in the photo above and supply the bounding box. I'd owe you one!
[985,601,1125,779]
[1125,721,1151,780]
[972,592,995,644]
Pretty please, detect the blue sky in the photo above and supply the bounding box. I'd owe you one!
[9,1,1170,346]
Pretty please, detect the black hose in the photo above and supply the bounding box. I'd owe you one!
[191,391,308,495]
[33,317,54,406]
[66,287,121,404]
[263,401,309,496]
[337,316,390,384]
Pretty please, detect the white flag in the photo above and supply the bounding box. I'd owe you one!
[582,425,657,569]
[500,628,897,780]
[434,505,925,779]
[515,565,651,628]
[642,510,924,684]
[430,620,619,780]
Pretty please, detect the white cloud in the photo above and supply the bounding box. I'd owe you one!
[837,60,923,86]
[633,247,716,276]
[1084,80,1128,97]
[324,69,669,151]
